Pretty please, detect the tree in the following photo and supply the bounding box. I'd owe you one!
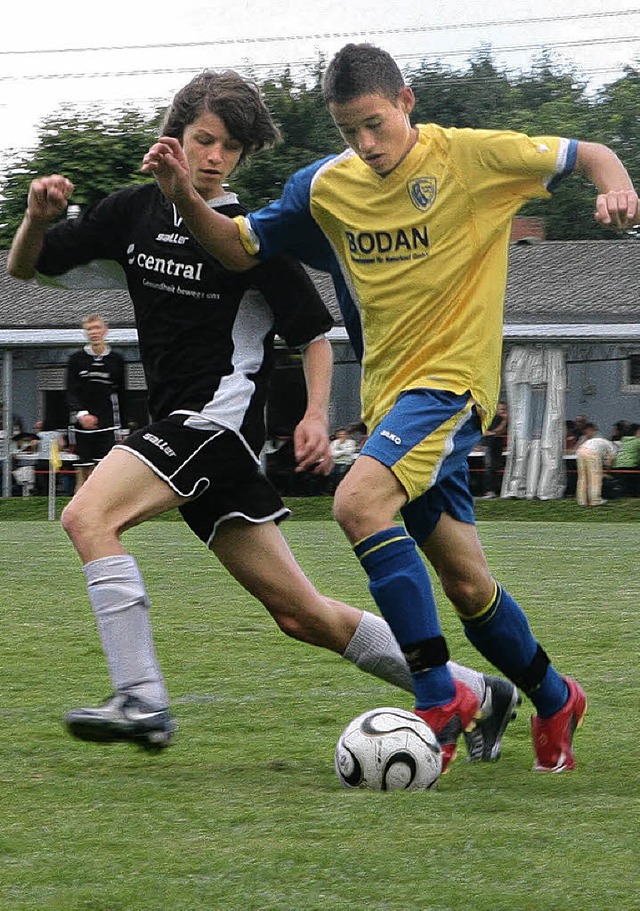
[595,65,640,187]
[0,106,161,248]
[408,50,512,129]
[1,55,638,247]
[232,64,340,209]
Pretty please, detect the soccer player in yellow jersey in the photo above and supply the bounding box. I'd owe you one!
[142,44,638,773]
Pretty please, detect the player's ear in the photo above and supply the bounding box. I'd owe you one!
[398,86,415,116]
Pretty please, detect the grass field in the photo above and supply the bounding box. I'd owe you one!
[0,509,638,910]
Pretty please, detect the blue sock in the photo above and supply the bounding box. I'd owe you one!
[462,584,568,717]
[354,527,454,709]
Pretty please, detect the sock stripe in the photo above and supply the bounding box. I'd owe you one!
[459,581,500,626]
[355,534,409,562]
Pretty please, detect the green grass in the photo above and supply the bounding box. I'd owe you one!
[0,517,638,910]
[1,493,639,523]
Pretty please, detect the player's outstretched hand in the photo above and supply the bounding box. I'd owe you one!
[294,417,333,475]
[141,137,191,203]
[27,175,74,222]
[594,188,639,230]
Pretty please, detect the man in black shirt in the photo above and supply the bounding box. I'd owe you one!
[66,314,126,489]
[7,70,517,759]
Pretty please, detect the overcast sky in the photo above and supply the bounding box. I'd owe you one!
[1,0,638,171]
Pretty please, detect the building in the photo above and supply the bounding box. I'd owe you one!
[1,237,640,495]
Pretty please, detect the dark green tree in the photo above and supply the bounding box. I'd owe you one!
[232,63,340,209]
[408,50,513,128]
[0,106,161,248]
[2,55,638,247]
[595,65,640,186]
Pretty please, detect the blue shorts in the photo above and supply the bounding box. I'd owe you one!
[360,389,482,545]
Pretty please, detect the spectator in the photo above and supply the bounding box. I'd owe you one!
[481,401,508,498]
[613,423,640,497]
[565,420,579,454]
[66,314,126,491]
[347,421,368,447]
[573,414,589,445]
[575,422,618,506]
[327,427,358,493]
[610,420,630,451]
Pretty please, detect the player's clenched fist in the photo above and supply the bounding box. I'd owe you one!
[594,188,639,230]
[27,175,74,222]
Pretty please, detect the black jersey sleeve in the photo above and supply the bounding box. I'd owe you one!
[36,186,141,276]
[65,351,86,417]
[249,254,334,348]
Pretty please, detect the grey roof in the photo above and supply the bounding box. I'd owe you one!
[0,251,342,330]
[505,239,640,324]
[1,239,639,333]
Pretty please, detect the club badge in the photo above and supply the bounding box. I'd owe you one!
[407,177,437,212]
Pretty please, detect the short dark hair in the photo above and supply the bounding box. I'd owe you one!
[161,70,280,163]
[323,43,406,106]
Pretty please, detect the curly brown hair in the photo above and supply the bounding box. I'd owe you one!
[161,70,280,163]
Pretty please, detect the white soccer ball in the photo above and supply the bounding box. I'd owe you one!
[334,706,442,791]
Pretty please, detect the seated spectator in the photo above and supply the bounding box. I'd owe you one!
[347,420,368,447]
[575,422,617,507]
[326,427,357,494]
[613,423,640,497]
[610,420,631,448]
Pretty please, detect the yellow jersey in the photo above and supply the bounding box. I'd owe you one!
[238,125,577,431]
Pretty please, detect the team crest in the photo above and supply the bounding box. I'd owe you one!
[407,177,437,212]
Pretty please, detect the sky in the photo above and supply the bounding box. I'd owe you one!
[0,0,639,173]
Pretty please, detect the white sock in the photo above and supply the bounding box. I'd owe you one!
[342,612,487,706]
[342,610,413,691]
[83,554,169,708]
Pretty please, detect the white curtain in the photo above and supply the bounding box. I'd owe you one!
[501,346,566,500]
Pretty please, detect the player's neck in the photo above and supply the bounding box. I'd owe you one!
[90,343,107,355]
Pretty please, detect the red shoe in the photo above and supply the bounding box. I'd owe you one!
[415,681,481,773]
[531,677,587,772]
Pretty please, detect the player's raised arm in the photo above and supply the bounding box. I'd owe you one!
[574,141,639,229]
[7,175,74,279]
[141,136,256,272]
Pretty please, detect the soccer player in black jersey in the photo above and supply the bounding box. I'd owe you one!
[66,314,126,490]
[7,70,517,756]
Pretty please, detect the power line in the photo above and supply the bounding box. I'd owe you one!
[1,34,638,85]
[0,9,638,57]
[0,59,634,160]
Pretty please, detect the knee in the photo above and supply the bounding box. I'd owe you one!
[61,497,112,548]
[60,498,82,540]
[332,484,380,543]
[439,572,493,619]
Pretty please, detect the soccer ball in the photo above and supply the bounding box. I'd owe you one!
[334,706,442,791]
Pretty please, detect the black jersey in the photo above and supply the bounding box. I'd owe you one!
[36,183,334,455]
[66,345,126,429]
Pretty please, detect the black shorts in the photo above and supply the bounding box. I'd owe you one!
[72,427,118,467]
[115,415,289,546]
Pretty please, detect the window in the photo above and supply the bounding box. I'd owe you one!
[622,353,640,393]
